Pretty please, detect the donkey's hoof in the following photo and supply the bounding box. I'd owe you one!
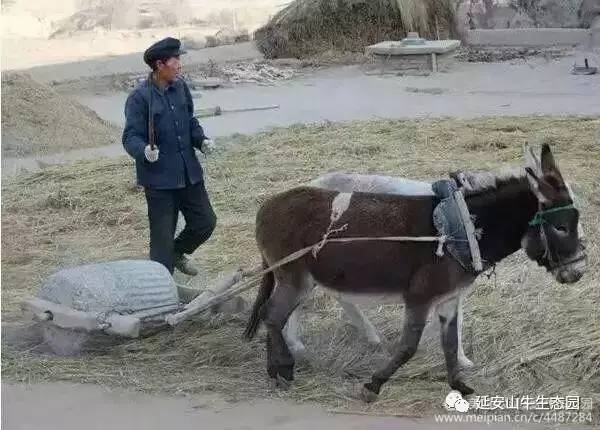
[360,385,379,403]
[275,375,292,390]
[268,364,294,390]
[268,364,294,381]
[278,364,295,382]
[269,376,292,390]
[450,380,474,396]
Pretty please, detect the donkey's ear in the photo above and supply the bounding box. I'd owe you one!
[523,144,542,176]
[450,170,473,191]
[540,144,565,184]
[525,167,553,203]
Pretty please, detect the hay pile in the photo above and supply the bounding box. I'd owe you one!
[2,117,599,420]
[1,73,120,158]
[254,0,457,59]
[580,0,600,27]
[48,1,194,37]
[218,61,296,84]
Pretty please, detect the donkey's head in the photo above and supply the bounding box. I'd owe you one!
[521,144,587,284]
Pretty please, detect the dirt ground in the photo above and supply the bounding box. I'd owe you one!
[1,383,561,430]
[3,49,600,179]
[78,54,600,132]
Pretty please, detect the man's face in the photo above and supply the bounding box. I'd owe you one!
[156,55,182,83]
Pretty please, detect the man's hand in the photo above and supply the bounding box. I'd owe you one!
[144,145,159,162]
[201,138,216,154]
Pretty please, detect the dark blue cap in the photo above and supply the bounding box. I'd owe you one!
[143,37,187,67]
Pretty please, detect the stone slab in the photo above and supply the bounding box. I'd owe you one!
[366,40,461,56]
[363,51,457,75]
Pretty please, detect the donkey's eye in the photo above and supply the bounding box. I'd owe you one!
[555,225,568,234]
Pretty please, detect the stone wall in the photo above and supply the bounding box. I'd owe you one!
[455,0,600,30]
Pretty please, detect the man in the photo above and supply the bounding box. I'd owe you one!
[122,37,217,276]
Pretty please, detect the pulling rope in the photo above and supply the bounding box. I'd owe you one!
[193,232,452,312]
[222,201,581,307]
[312,222,349,258]
[243,233,449,281]
[176,194,461,319]
[168,225,454,325]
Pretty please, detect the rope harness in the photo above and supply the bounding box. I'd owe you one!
[528,204,575,227]
[529,203,584,271]
[188,197,585,307]
[246,202,584,285]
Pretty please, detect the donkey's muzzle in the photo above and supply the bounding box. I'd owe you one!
[552,252,587,284]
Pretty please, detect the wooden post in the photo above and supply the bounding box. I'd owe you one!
[194,105,280,118]
[454,190,483,272]
[165,269,244,326]
[431,53,438,73]
[176,285,201,304]
[21,298,141,338]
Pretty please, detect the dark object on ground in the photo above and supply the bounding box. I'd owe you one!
[572,58,598,74]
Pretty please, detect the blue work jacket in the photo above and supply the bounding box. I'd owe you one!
[122,77,207,189]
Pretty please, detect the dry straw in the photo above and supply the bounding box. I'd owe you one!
[2,116,599,419]
[1,73,120,158]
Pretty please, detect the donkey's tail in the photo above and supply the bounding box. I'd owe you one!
[244,258,274,340]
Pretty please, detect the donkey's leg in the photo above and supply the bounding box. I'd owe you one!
[438,296,475,396]
[264,271,312,386]
[456,292,473,369]
[435,292,473,369]
[335,295,382,346]
[283,281,318,359]
[361,302,429,402]
[283,307,307,359]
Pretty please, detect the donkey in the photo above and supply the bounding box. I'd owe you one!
[244,144,587,401]
[282,172,475,370]
[284,169,585,368]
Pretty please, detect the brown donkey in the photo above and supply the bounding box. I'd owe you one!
[244,144,587,402]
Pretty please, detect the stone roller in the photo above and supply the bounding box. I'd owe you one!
[21,259,245,355]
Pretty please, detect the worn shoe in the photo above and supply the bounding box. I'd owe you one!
[174,254,199,276]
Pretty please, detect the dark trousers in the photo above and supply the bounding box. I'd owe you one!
[144,181,217,274]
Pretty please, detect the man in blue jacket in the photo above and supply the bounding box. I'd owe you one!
[122,37,216,276]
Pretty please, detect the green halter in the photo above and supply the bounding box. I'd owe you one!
[529,204,575,227]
